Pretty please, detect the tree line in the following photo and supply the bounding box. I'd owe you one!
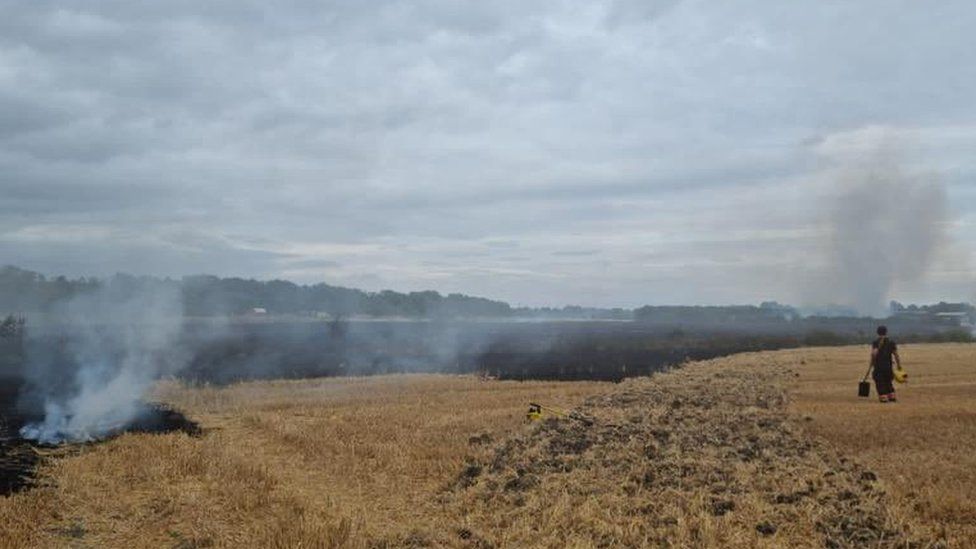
[0,265,637,319]
[0,266,517,318]
[3,265,973,324]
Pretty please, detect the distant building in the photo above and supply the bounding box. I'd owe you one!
[935,312,970,327]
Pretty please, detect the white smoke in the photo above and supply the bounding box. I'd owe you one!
[805,129,950,316]
[19,279,186,445]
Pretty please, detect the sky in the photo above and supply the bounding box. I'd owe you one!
[1,0,974,309]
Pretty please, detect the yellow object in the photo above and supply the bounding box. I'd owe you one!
[526,402,569,421]
[894,365,908,384]
[525,402,594,426]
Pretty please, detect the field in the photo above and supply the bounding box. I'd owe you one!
[1,343,973,547]
[0,376,610,548]
[789,343,976,547]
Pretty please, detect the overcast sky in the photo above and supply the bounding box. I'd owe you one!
[1,1,974,308]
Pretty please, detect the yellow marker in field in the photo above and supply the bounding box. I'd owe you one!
[526,403,543,421]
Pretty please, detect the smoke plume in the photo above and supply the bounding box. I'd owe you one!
[19,280,186,445]
[808,142,949,316]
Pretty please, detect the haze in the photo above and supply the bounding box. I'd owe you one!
[2,1,974,309]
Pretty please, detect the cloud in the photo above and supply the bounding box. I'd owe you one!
[0,1,974,306]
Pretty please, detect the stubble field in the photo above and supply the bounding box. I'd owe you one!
[1,343,973,548]
[790,343,976,547]
[0,376,610,548]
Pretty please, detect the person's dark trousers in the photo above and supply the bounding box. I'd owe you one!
[874,370,895,401]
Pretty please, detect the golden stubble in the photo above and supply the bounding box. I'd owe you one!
[789,343,976,547]
[0,375,609,548]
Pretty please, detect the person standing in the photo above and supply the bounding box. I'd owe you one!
[870,325,901,402]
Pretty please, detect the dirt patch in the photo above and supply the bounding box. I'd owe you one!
[445,355,912,547]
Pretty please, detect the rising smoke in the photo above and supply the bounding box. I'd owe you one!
[807,140,949,316]
[18,281,187,445]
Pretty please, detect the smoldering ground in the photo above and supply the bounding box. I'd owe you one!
[16,280,189,444]
[6,290,534,445]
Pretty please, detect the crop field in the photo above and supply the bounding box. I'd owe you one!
[1,343,973,548]
[0,376,610,548]
[789,343,976,547]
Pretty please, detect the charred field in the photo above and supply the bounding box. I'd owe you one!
[0,380,36,496]
[178,315,967,384]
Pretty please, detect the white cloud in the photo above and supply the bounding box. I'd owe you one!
[2,224,116,243]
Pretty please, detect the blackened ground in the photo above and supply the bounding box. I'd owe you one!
[178,319,972,384]
[0,378,36,496]
[127,403,202,437]
[0,383,200,496]
[22,402,203,448]
[0,436,36,497]
[18,319,969,387]
[0,414,34,496]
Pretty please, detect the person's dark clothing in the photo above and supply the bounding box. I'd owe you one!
[872,337,897,396]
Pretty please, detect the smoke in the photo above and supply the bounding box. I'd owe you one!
[806,137,949,316]
[19,280,187,445]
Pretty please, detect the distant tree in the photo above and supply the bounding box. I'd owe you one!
[0,315,25,338]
